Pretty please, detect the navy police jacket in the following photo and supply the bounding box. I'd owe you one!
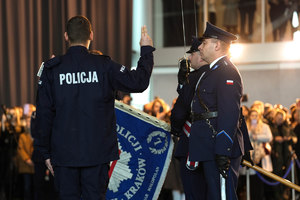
[189,56,251,161]
[171,65,209,158]
[35,45,155,167]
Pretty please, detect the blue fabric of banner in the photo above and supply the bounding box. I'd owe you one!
[106,102,174,200]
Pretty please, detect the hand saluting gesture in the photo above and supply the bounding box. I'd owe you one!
[140,25,153,47]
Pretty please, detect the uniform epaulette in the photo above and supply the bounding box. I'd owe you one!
[44,56,61,68]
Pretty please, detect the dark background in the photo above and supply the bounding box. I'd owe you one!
[0,0,133,107]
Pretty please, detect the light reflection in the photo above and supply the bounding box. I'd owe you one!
[292,11,299,28]
[283,40,300,60]
[229,43,243,59]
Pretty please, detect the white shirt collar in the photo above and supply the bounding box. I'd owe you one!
[209,55,226,69]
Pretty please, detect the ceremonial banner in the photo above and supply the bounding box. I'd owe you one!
[106,101,173,200]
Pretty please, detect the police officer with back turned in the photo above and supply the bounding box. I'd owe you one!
[34,16,154,200]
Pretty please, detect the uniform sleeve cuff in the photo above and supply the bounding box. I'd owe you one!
[43,153,50,161]
[140,46,155,56]
[215,130,233,156]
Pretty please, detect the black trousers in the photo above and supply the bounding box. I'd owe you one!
[179,157,207,200]
[54,163,110,200]
[179,156,241,200]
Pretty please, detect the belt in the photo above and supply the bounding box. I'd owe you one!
[190,111,218,123]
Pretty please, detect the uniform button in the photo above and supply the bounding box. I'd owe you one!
[203,89,206,92]
[212,135,215,138]
[227,148,231,151]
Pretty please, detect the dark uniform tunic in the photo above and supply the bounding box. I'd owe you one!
[172,22,252,200]
[35,45,154,166]
[171,65,210,156]
[189,56,248,200]
[189,56,243,161]
[171,65,210,199]
[34,45,154,199]
[172,56,252,200]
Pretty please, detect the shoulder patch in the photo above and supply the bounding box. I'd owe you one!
[120,65,126,72]
[44,56,61,69]
[37,62,44,77]
[226,80,234,85]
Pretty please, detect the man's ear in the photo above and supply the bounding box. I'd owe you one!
[64,32,69,42]
[89,31,94,41]
[215,40,221,51]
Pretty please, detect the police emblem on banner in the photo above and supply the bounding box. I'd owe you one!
[106,101,173,200]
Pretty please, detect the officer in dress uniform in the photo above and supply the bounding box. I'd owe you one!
[182,22,251,200]
[171,37,210,199]
[34,16,154,200]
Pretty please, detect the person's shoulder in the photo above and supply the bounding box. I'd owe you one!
[190,64,209,76]
[89,53,112,64]
[38,56,62,78]
[91,54,110,58]
[188,69,202,84]
[44,56,61,69]
[219,56,235,68]
[88,50,111,59]
[218,57,240,75]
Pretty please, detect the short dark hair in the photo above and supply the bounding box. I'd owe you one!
[66,16,92,43]
[218,40,230,53]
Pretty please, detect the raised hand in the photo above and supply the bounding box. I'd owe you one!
[140,25,153,47]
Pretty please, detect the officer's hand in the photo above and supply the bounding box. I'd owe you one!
[178,59,190,85]
[215,154,230,179]
[241,151,254,168]
[45,159,54,176]
[140,25,153,47]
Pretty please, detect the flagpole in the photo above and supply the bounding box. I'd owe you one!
[242,160,300,192]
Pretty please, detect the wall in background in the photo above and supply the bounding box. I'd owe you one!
[151,42,300,109]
